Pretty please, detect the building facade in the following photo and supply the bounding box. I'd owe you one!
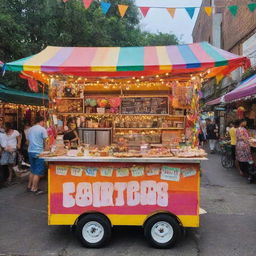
[193,0,256,103]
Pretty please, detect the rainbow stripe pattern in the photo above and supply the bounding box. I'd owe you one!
[5,42,249,76]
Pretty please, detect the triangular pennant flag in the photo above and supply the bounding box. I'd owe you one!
[101,2,111,15]
[140,7,150,17]
[204,6,212,16]
[167,8,176,18]
[248,3,256,12]
[228,5,238,16]
[83,0,93,9]
[185,8,195,19]
[118,5,128,17]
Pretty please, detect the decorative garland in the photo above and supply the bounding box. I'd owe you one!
[62,0,256,19]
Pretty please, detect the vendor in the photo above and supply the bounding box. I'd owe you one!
[63,121,80,148]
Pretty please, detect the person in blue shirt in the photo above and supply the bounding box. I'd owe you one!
[27,116,48,195]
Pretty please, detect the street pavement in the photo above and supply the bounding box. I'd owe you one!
[0,152,256,256]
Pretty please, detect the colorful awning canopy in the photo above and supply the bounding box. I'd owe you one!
[0,84,48,106]
[206,96,224,106]
[224,74,256,102]
[4,42,250,79]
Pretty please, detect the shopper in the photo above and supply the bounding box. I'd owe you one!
[27,116,48,195]
[0,123,21,183]
[228,122,237,159]
[20,121,31,164]
[0,118,4,133]
[0,133,7,184]
[236,119,253,179]
[198,120,207,147]
[206,119,219,153]
[63,121,80,148]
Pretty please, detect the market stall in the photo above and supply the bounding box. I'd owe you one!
[4,42,249,248]
[0,84,48,129]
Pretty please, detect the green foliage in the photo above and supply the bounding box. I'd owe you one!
[0,0,179,89]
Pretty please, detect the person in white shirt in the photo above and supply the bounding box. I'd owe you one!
[0,123,21,183]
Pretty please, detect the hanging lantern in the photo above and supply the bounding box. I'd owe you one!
[237,106,245,119]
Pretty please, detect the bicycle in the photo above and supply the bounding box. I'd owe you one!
[219,141,234,169]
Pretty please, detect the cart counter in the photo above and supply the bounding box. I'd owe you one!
[46,156,206,228]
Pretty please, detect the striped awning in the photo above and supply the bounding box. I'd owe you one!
[206,96,224,106]
[224,74,256,102]
[4,42,249,78]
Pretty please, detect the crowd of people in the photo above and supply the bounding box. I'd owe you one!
[0,116,48,195]
[0,116,81,194]
[199,117,255,182]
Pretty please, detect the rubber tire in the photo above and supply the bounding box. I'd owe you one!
[144,214,182,249]
[76,214,112,248]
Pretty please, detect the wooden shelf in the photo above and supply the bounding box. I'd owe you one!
[56,97,83,100]
[114,127,184,130]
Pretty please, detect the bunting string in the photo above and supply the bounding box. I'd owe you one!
[62,0,256,19]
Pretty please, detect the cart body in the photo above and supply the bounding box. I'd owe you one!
[47,157,202,228]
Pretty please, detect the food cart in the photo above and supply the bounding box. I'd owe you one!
[4,43,249,248]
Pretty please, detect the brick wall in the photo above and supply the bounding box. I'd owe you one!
[222,0,256,52]
[193,0,256,53]
[192,0,213,43]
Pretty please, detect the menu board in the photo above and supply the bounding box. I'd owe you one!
[121,97,169,114]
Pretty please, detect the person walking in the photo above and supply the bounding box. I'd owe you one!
[206,119,219,153]
[27,116,48,195]
[0,123,21,184]
[236,119,253,181]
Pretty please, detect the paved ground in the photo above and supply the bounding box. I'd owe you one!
[0,152,256,256]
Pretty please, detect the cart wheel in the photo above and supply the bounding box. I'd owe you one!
[144,214,182,248]
[76,214,111,248]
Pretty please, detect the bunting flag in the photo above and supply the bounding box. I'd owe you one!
[83,0,93,9]
[167,8,176,18]
[248,3,256,12]
[140,7,150,17]
[118,5,128,17]
[185,7,195,19]
[228,5,238,16]
[204,6,212,16]
[101,2,111,14]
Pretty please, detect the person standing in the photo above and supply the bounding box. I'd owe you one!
[63,121,80,148]
[0,123,21,183]
[198,120,207,147]
[21,121,31,164]
[228,122,237,160]
[0,118,5,133]
[236,119,253,180]
[27,116,48,195]
[206,119,219,153]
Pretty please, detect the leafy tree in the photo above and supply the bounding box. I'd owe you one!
[0,0,179,89]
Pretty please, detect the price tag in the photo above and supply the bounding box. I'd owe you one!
[161,166,181,182]
[85,167,98,177]
[100,167,113,177]
[70,166,83,177]
[116,168,129,177]
[131,166,144,177]
[182,168,197,178]
[146,165,161,176]
[56,166,68,176]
